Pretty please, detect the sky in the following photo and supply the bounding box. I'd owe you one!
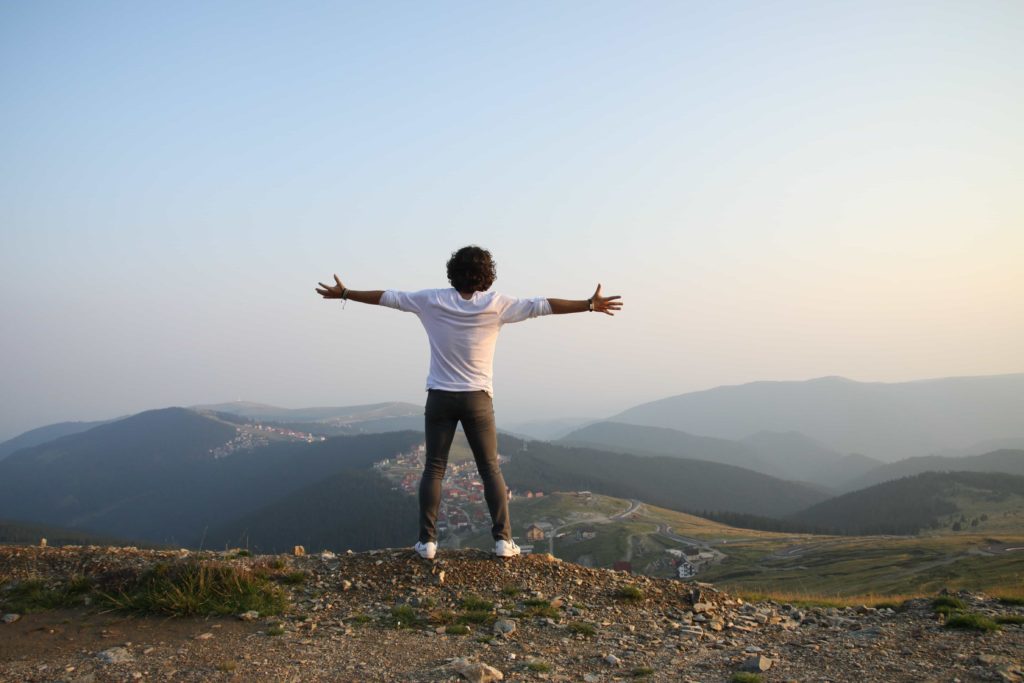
[1,1,1022,440]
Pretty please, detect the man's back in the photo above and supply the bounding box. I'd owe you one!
[380,288,551,394]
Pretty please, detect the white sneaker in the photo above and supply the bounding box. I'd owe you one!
[494,539,521,558]
[414,541,436,560]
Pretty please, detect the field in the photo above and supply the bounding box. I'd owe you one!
[456,492,1024,600]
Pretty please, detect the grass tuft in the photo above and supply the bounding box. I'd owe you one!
[943,613,1000,632]
[102,562,287,617]
[731,674,762,683]
[460,594,494,611]
[386,604,422,629]
[615,585,644,602]
[568,621,596,637]
[0,577,94,613]
[501,584,521,596]
[445,624,470,635]
[280,571,307,585]
[458,610,496,625]
[632,667,655,677]
[932,595,967,611]
[527,660,552,672]
[994,614,1024,625]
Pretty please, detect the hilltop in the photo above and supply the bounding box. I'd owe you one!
[2,545,1023,682]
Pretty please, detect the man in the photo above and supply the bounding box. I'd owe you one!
[315,245,622,559]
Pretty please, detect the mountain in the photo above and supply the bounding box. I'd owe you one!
[740,432,883,487]
[205,469,418,553]
[789,471,1024,535]
[498,434,829,517]
[839,449,1024,492]
[613,374,1024,461]
[0,419,112,461]
[502,417,597,441]
[192,400,421,425]
[0,407,423,545]
[0,518,144,547]
[559,421,770,474]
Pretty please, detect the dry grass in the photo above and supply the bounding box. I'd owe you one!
[736,589,924,609]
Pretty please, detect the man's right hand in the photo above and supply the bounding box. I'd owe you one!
[315,274,346,299]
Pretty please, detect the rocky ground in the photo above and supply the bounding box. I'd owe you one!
[1,544,1022,682]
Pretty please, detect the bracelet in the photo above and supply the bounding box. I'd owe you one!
[341,288,348,300]
[588,297,594,312]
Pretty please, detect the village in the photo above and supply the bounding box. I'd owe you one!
[207,423,326,459]
[374,444,720,580]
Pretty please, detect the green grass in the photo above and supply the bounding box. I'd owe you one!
[567,621,596,637]
[943,613,1000,632]
[266,623,285,636]
[527,661,552,672]
[731,674,762,683]
[998,596,1024,606]
[932,595,967,610]
[0,575,95,613]
[517,598,559,619]
[279,571,307,585]
[386,604,422,629]
[632,667,655,677]
[101,562,287,617]
[615,585,644,601]
[349,612,372,624]
[501,584,521,596]
[445,624,470,635]
[458,610,496,625]
[994,614,1024,625]
[460,594,494,611]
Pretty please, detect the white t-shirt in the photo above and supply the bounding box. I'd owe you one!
[380,288,552,395]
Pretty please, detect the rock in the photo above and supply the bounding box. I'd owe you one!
[39,538,47,548]
[493,619,517,637]
[96,647,133,664]
[238,610,260,621]
[740,655,774,672]
[341,579,353,591]
[1,613,20,624]
[293,545,305,556]
[452,657,504,682]
[320,550,336,559]
[584,675,601,683]
[603,654,621,666]
[194,632,214,640]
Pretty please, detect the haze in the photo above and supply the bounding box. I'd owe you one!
[2,2,1022,440]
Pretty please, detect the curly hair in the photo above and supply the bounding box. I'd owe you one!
[446,245,497,293]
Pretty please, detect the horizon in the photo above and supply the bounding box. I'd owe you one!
[3,2,1022,440]
[4,368,1023,441]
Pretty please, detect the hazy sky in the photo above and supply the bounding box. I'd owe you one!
[2,1,1022,440]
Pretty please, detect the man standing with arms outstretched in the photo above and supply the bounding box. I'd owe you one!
[316,246,622,559]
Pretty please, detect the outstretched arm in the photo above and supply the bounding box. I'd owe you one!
[548,284,622,316]
[315,275,384,305]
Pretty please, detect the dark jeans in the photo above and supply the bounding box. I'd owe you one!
[419,389,511,543]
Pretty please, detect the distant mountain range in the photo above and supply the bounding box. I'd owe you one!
[613,374,1024,461]
[187,401,424,437]
[498,434,830,517]
[558,421,883,488]
[789,471,1024,535]
[0,408,422,547]
[839,449,1024,493]
[2,372,1022,549]
[0,419,112,461]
